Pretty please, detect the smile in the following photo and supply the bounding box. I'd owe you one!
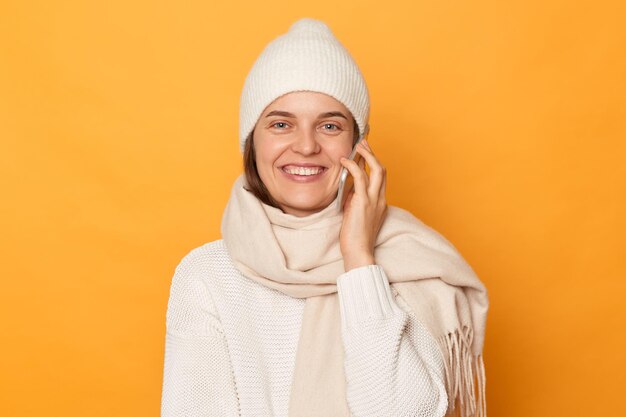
[280,166,328,182]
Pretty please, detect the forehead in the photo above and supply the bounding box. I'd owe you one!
[263,91,350,115]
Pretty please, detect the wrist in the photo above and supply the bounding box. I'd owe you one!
[343,253,375,272]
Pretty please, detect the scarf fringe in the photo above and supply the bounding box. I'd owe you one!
[437,326,487,417]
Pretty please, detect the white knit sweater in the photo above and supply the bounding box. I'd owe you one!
[160,239,449,417]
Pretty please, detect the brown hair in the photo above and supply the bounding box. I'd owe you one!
[243,118,361,208]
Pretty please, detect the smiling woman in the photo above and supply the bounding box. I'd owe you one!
[244,91,360,216]
[243,102,360,212]
[161,17,489,417]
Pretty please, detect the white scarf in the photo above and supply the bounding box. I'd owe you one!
[221,173,489,416]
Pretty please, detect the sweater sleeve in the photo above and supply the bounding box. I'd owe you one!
[160,254,240,417]
[336,264,449,417]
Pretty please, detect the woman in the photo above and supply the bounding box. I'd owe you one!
[161,18,489,417]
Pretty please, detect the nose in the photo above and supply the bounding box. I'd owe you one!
[291,129,321,155]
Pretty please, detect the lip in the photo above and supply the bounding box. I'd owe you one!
[279,166,328,183]
[280,162,327,168]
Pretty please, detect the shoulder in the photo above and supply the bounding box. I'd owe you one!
[384,205,465,258]
[384,205,437,236]
[173,239,229,271]
[169,238,232,294]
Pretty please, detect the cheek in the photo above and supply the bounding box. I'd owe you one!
[254,140,283,172]
[327,143,353,161]
[255,154,275,175]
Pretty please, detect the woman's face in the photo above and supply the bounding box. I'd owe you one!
[253,91,355,217]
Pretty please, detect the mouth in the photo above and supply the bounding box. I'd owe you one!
[279,164,328,182]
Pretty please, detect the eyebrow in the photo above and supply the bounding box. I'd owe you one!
[265,110,348,120]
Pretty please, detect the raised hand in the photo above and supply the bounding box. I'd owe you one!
[338,139,388,272]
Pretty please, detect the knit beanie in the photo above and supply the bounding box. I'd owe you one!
[238,17,370,154]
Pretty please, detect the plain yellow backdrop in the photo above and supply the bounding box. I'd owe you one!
[1,0,624,416]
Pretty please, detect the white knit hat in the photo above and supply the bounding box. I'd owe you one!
[238,17,370,154]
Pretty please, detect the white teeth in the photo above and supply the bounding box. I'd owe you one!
[283,166,324,176]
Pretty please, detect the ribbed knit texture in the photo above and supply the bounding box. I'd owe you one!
[238,18,370,153]
[161,240,449,417]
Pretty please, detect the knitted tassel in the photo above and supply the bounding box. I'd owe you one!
[437,326,487,417]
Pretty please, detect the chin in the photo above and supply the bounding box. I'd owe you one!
[279,195,332,214]
[284,197,324,210]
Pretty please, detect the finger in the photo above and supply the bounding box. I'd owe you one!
[356,142,385,201]
[357,153,367,174]
[354,154,369,191]
[340,157,368,197]
[380,172,387,201]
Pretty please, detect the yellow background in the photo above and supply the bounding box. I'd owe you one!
[1,0,624,415]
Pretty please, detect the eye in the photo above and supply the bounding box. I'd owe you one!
[271,122,289,129]
[322,123,340,131]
